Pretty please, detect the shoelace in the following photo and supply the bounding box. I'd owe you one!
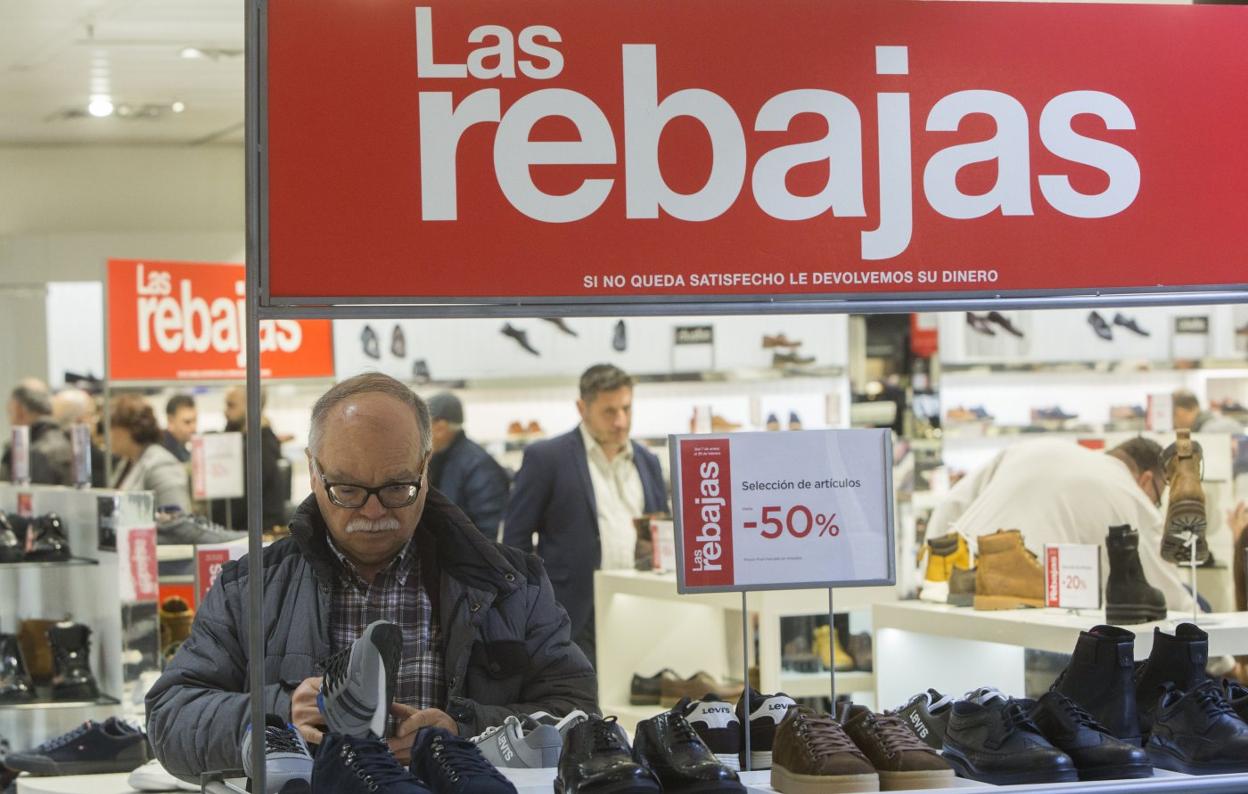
[432,733,504,782]
[667,713,702,745]
[264,725,305,755]
[319,647,350,692]
[1002,701,1043,735]
[1047,694,1109,733]
[1190,680,1237,719]
[344,737,413,786]
[590,717,627,753]
[864,713,931,757]
[35,722,92,752]
[797,714,860,757]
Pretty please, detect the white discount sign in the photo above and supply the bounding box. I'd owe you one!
[1044,544,1102,610]
[671,429,895,593]
[191,432,245,502]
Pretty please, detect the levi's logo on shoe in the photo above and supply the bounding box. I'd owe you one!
[704,706,732,715]
[909,712,930,739]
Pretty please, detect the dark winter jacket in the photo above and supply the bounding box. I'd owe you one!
[430,431,510,540]
[145,490,597,778]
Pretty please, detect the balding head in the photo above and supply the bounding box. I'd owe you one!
[52,388,96,429]
[8,378,52,426]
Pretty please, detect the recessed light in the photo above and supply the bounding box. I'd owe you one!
[87,97,114,117]
[171,101,186,113]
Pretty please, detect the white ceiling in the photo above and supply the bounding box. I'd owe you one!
[0,0,243,146]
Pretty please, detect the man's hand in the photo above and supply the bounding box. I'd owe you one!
[386,704,458,763]
[291,677,327,747]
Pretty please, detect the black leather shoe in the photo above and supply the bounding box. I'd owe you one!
[632,710,744,793]
[965,312,997,336]
[0,513,22,563]
[1223,678,1248,724]
[1028,691,1152,780]
[1113,313,1150,337]
[986,311,1024,338]
[1147,680,1248,774]
[501,323,540,356]
[612,320,627,352]
[631,669,678,706]
[1088,311,1113,341]
[941,698,1076,785]
[0,634,34,703]
[542,317,579,337]
[391,325,406,358]
[361,325,381,359]
[556,716,660,794]
[1136,623,1209,735]
[25,513,70,562]
[1054,625,1142,745]
[1105,526,1167,625]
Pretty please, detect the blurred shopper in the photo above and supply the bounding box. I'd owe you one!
[1231,501,1248,680]
[2,378,72,485]
[51,387,107,487]
[928,437,1193,611]
[504,364,667,664]
[162,394,197,463]
[426,392,510,540]
[211,386,288,531]
[1173,389,1243,434]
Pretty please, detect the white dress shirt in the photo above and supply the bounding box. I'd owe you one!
[580,424,645,571]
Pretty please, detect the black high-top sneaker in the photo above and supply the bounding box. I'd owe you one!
[1135,623,1209,735]
[47,622,99,701]
[25,513,70,562]
[1054,625,1142,745]
[0,513,23,563]
[894,689,955,751]
[0,634,34,703]
[735,690,796,770]
[1105,525,1167,625]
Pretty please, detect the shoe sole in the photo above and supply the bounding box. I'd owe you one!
[1161,501,1209,564]
[6,757,145,775]
[742,750,772,770]
[771,764,879,794]
[878,769,959,790]
[973,594,1043,610]
[1148,746,1248,775]
[940,752,1077,785]
[919,582,949,603]
[947,593,974,608]
[713,752,741,771]
[1078,763,1154,781]
[1105,604,1167,625]
[321,622,402,738]
[554,776,661,794]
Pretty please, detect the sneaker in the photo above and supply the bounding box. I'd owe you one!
[471,714,564,769]
[1146,680,1248,774]
[242,714,314,792]
[1027,691,1152,781]
[555,716,659,794]
[736,690,796,770]
[941,698,1076,785]
[128,758,200,792]
[839,704,955,790]
[770,706,878,794]
[5,718,151,775]
[411,726,517,794]
[318,620,403,738]
[679,697,741,771]
[894,689,954,751]
[528,710,590,736]
[632,709,744,793]
[313,733,429,793]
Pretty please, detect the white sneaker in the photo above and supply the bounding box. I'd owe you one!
[128,758,200,792]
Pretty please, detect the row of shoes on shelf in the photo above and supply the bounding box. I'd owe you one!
[0,620,99,703]
[0,511,70,563]
[784,625,871,673]
[965,311,1150,341]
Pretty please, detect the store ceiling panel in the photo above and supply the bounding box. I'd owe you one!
[0,0,243,145]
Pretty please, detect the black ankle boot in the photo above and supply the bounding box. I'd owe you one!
[1135,623,1208,735]
[1105,525,1167,625]
[25,514,70,562]
[0,634,34,703]
[0,513,22,563]
[47,622,99,701]
[1054,625,1141,745]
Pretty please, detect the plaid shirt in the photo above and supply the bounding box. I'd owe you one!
[326,533,447,729]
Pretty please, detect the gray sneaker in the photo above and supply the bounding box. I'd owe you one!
[318,620,403,738]
[242,714,313,793]
[472,715,565,768]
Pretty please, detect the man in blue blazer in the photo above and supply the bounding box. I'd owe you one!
[504,364,667,665]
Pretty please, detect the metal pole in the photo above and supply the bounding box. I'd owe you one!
[1190,535,1198,625]
[828,588,836,708]
[741,591,751,773]
[102,268,113,486]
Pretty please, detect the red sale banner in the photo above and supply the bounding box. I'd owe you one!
[107,259,334,381]
[263,0,1248,302]
[196,548,232,606]
[679,438,735,589]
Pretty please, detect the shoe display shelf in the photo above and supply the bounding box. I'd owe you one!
[0,484,160,753]
[594,569,895,733]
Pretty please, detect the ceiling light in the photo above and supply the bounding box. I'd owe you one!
[180,47,204,59]
[87,96,114,117]
[171,101,186,113]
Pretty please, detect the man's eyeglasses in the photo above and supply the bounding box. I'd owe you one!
[312,458,422,509]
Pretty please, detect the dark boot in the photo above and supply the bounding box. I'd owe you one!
[1105,525,1167,625]
[1135,623,1209,735]
[47,622,99,701]
[24,513,70,562]
[1054,626,1141,745]
[0,513,22,563]
[0,634,34,703]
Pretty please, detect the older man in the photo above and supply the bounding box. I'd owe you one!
[145,373,595,777]
[2,378,72,485]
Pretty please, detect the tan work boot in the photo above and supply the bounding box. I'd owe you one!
[813,625,855,672]
[771,706,879,794]
[1161,430,1208,564]
[973,530,1044,610]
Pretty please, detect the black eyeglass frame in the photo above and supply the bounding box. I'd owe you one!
[311,457,423,509]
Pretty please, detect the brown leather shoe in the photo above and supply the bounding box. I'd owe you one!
[771,706,879,793]
[839,704,957,790]
[1161,430,1208,564]
[659,671,745,708]
[974,529,1044,610]
[763,334,802,349]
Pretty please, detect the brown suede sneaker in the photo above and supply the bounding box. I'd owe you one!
[839,704,957,790]
[771,706,879,794]
[974,529,1044,610]
[1161,430,1208,564]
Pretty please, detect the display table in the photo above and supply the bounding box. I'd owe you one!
[872,601,1248,709]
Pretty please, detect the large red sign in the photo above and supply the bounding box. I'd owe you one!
[107,259,334,381]
[264,0,1248,301]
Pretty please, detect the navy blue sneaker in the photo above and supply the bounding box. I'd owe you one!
[313,733,430,793]
[5,718,150,775]
[410,727,517,794]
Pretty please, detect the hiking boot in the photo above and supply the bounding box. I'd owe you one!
[813,626,854,672]
[947,566,976,608]
[1028,691,1152,780]
[554,716,660,794]
[1135,623,1209,735]
[973,529,1043,610]
[318,620,403,738]
[632,709,744,793]
[839,704,955,790]
[6,718,150,775]
[660,671,744,708]
[679,697,741,771]
[1105,526,1167,625]
[0,512,22,563]
[1161,430,1208,564]
[631,669,679,706]
[917,533,970,604]
[24,513,70,562]
[770,706,878,794]
[242,714,313,793]
[471,714,564,769]
[1054,625,1142,745]
[313,733,429,794]
[47,621,99,701]
[893,690,953,751]
[411,726,517,794]
[736,690,796,770]
[159,596,194,662]
[941,698,1075,785]
[0,634,34,703]
[1146,680,1248,774]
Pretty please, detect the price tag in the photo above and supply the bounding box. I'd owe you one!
[191,432,245,500]
[671,429,894,592]
[1044,544,1102,609]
